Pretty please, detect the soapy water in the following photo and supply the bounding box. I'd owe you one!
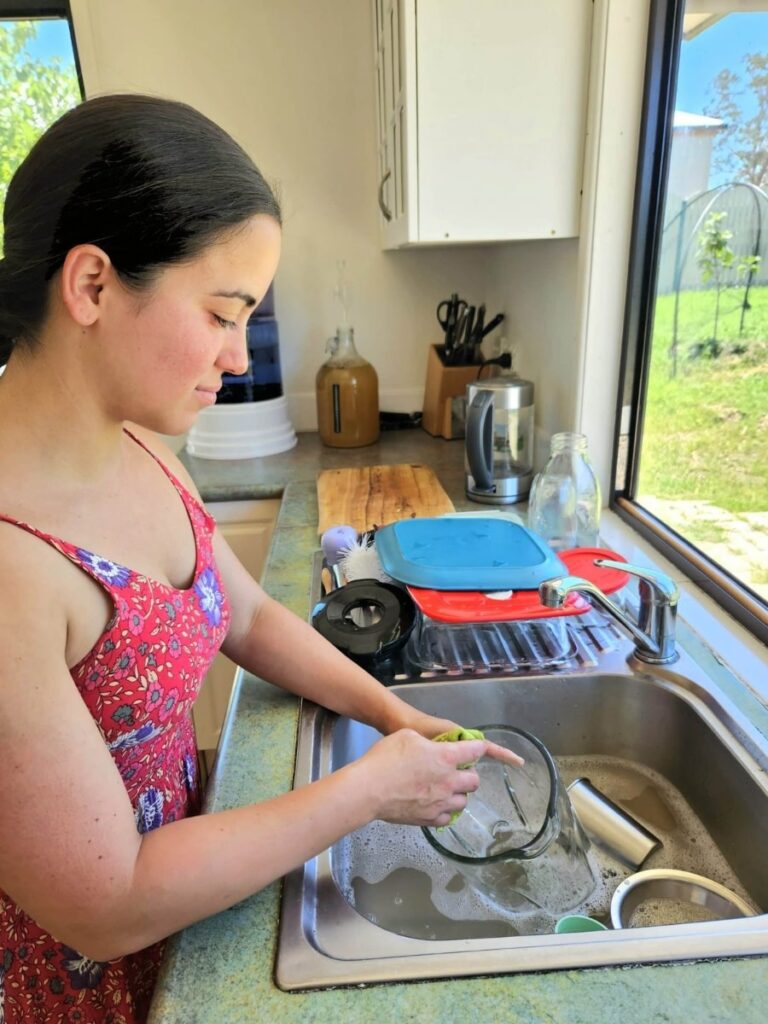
[334,754,756,939]
[628,898,722,929]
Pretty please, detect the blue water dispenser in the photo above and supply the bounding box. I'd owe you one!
[218,285,283,404]
[186,284,297,459]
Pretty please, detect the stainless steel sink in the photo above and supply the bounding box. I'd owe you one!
[277,647,768,990]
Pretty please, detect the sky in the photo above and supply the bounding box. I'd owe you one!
[22,16,74,63]
[675,12,768,188]
[677,12,768,116]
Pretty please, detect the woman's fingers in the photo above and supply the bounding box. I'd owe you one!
[430,792,468,828]
[484,739,525,767]
[364,730,523,827]
[446,738,525,768]
[454,768,480,793]
[449,792,469,813]
[444,739,486,765]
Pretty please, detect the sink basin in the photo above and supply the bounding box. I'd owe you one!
[277,652,768,989]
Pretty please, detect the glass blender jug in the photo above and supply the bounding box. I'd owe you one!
[422,726,596,918]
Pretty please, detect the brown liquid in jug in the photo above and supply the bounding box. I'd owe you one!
[316,327,379,448]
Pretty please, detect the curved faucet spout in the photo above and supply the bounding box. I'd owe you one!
[539,560,679,665]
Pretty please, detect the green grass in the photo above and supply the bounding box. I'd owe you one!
[680,519,731,544]
[638,285,768,515]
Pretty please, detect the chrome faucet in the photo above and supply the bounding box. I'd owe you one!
[539,559,680,665]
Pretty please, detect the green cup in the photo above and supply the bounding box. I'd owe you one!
[555,915,609,934]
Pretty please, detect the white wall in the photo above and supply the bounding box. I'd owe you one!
[484,238,580,468]
[668,128,718,200]
[477,0,651,484]
[70,0,651,484]
[575,0,651,496]
[70,0,494,433]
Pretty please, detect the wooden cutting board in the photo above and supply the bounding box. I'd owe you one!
[317,464,455,537]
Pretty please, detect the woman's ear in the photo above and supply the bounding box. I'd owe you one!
[59,245,113,327]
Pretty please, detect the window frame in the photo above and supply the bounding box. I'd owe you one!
[0,0,85,97]
[612,0,768,645]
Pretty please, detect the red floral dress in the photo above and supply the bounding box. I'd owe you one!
[0,432,231,1024]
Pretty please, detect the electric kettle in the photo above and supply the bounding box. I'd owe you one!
[465,378,535,504]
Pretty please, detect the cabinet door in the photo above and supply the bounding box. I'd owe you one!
[416,0,592,242]
[192,499,279,758]
[373,0,593,246]
[373,0,417,247]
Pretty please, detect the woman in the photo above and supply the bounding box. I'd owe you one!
[0,94,520,1024]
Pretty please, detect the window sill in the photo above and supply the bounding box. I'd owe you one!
[599,508,768,709]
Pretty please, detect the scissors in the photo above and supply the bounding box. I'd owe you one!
[436,293,468,333]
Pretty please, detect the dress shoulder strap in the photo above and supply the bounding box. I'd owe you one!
[0,510,129,593]
[122,428,210,522]
[0,512,67,549]
[0,430,214,591]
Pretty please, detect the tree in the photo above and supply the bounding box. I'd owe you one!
[692,209,760,361]
[705,53,768,188]
[696,211,734,357]
[0,21,80,251]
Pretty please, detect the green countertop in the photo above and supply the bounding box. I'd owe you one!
[147,432,768,1024]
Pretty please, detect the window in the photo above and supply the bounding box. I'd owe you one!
[0,1,82,248]
[616,0,768,644]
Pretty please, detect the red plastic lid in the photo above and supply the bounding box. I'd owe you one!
[407,547,629,623]
[562,548,630,595]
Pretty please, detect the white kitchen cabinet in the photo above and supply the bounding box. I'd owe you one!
[192,499,280,770]
[373,0,593,246]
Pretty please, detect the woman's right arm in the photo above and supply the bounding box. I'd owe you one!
[0,568,483,963]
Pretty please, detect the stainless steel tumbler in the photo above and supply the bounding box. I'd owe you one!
[567,777,662,869]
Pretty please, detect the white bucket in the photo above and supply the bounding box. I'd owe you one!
[186,397,297,459]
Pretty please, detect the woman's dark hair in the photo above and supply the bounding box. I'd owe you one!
[0,93,281,363]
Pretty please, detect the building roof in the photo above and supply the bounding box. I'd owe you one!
[674,110,724,129]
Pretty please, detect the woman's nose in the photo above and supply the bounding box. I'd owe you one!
[217,327,249,376]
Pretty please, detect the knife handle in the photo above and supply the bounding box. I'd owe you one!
[481,312,505,339]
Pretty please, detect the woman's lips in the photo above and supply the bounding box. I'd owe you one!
[195,386,220,406]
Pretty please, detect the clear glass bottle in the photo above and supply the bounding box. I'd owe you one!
[528,432,601,550]
[316,326,380,448]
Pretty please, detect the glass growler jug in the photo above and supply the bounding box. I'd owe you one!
[316,326,380,448]
[528,432,601,550]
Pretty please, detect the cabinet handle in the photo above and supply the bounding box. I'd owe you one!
[378,170,392,221]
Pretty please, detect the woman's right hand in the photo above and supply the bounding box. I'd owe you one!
[355,729,488,828]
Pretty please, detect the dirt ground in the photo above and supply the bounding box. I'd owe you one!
[641,496,768,602]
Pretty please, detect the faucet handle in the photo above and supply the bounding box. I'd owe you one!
[594,559,680,606]
[539,559,679,665]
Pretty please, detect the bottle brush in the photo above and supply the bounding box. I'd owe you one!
[339,533,392,584]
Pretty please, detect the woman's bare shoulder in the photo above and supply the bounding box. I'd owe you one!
[0,513,71,584]
[0,521,71,676]
[0,518,78,627]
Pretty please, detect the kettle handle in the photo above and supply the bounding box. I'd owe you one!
[466,390,495,491]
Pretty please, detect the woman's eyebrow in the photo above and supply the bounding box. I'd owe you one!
[211,289,257,307]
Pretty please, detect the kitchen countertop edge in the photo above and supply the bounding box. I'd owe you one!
[148,433,768,1024]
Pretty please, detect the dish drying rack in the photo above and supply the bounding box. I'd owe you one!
[312,552,624,685]
[406,608,623,677]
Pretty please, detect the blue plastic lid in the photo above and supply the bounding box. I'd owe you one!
[374,517,566,591]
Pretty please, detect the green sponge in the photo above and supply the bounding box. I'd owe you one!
[433,727,485,825]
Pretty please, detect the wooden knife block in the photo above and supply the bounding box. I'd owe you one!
[421,344,480,439]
